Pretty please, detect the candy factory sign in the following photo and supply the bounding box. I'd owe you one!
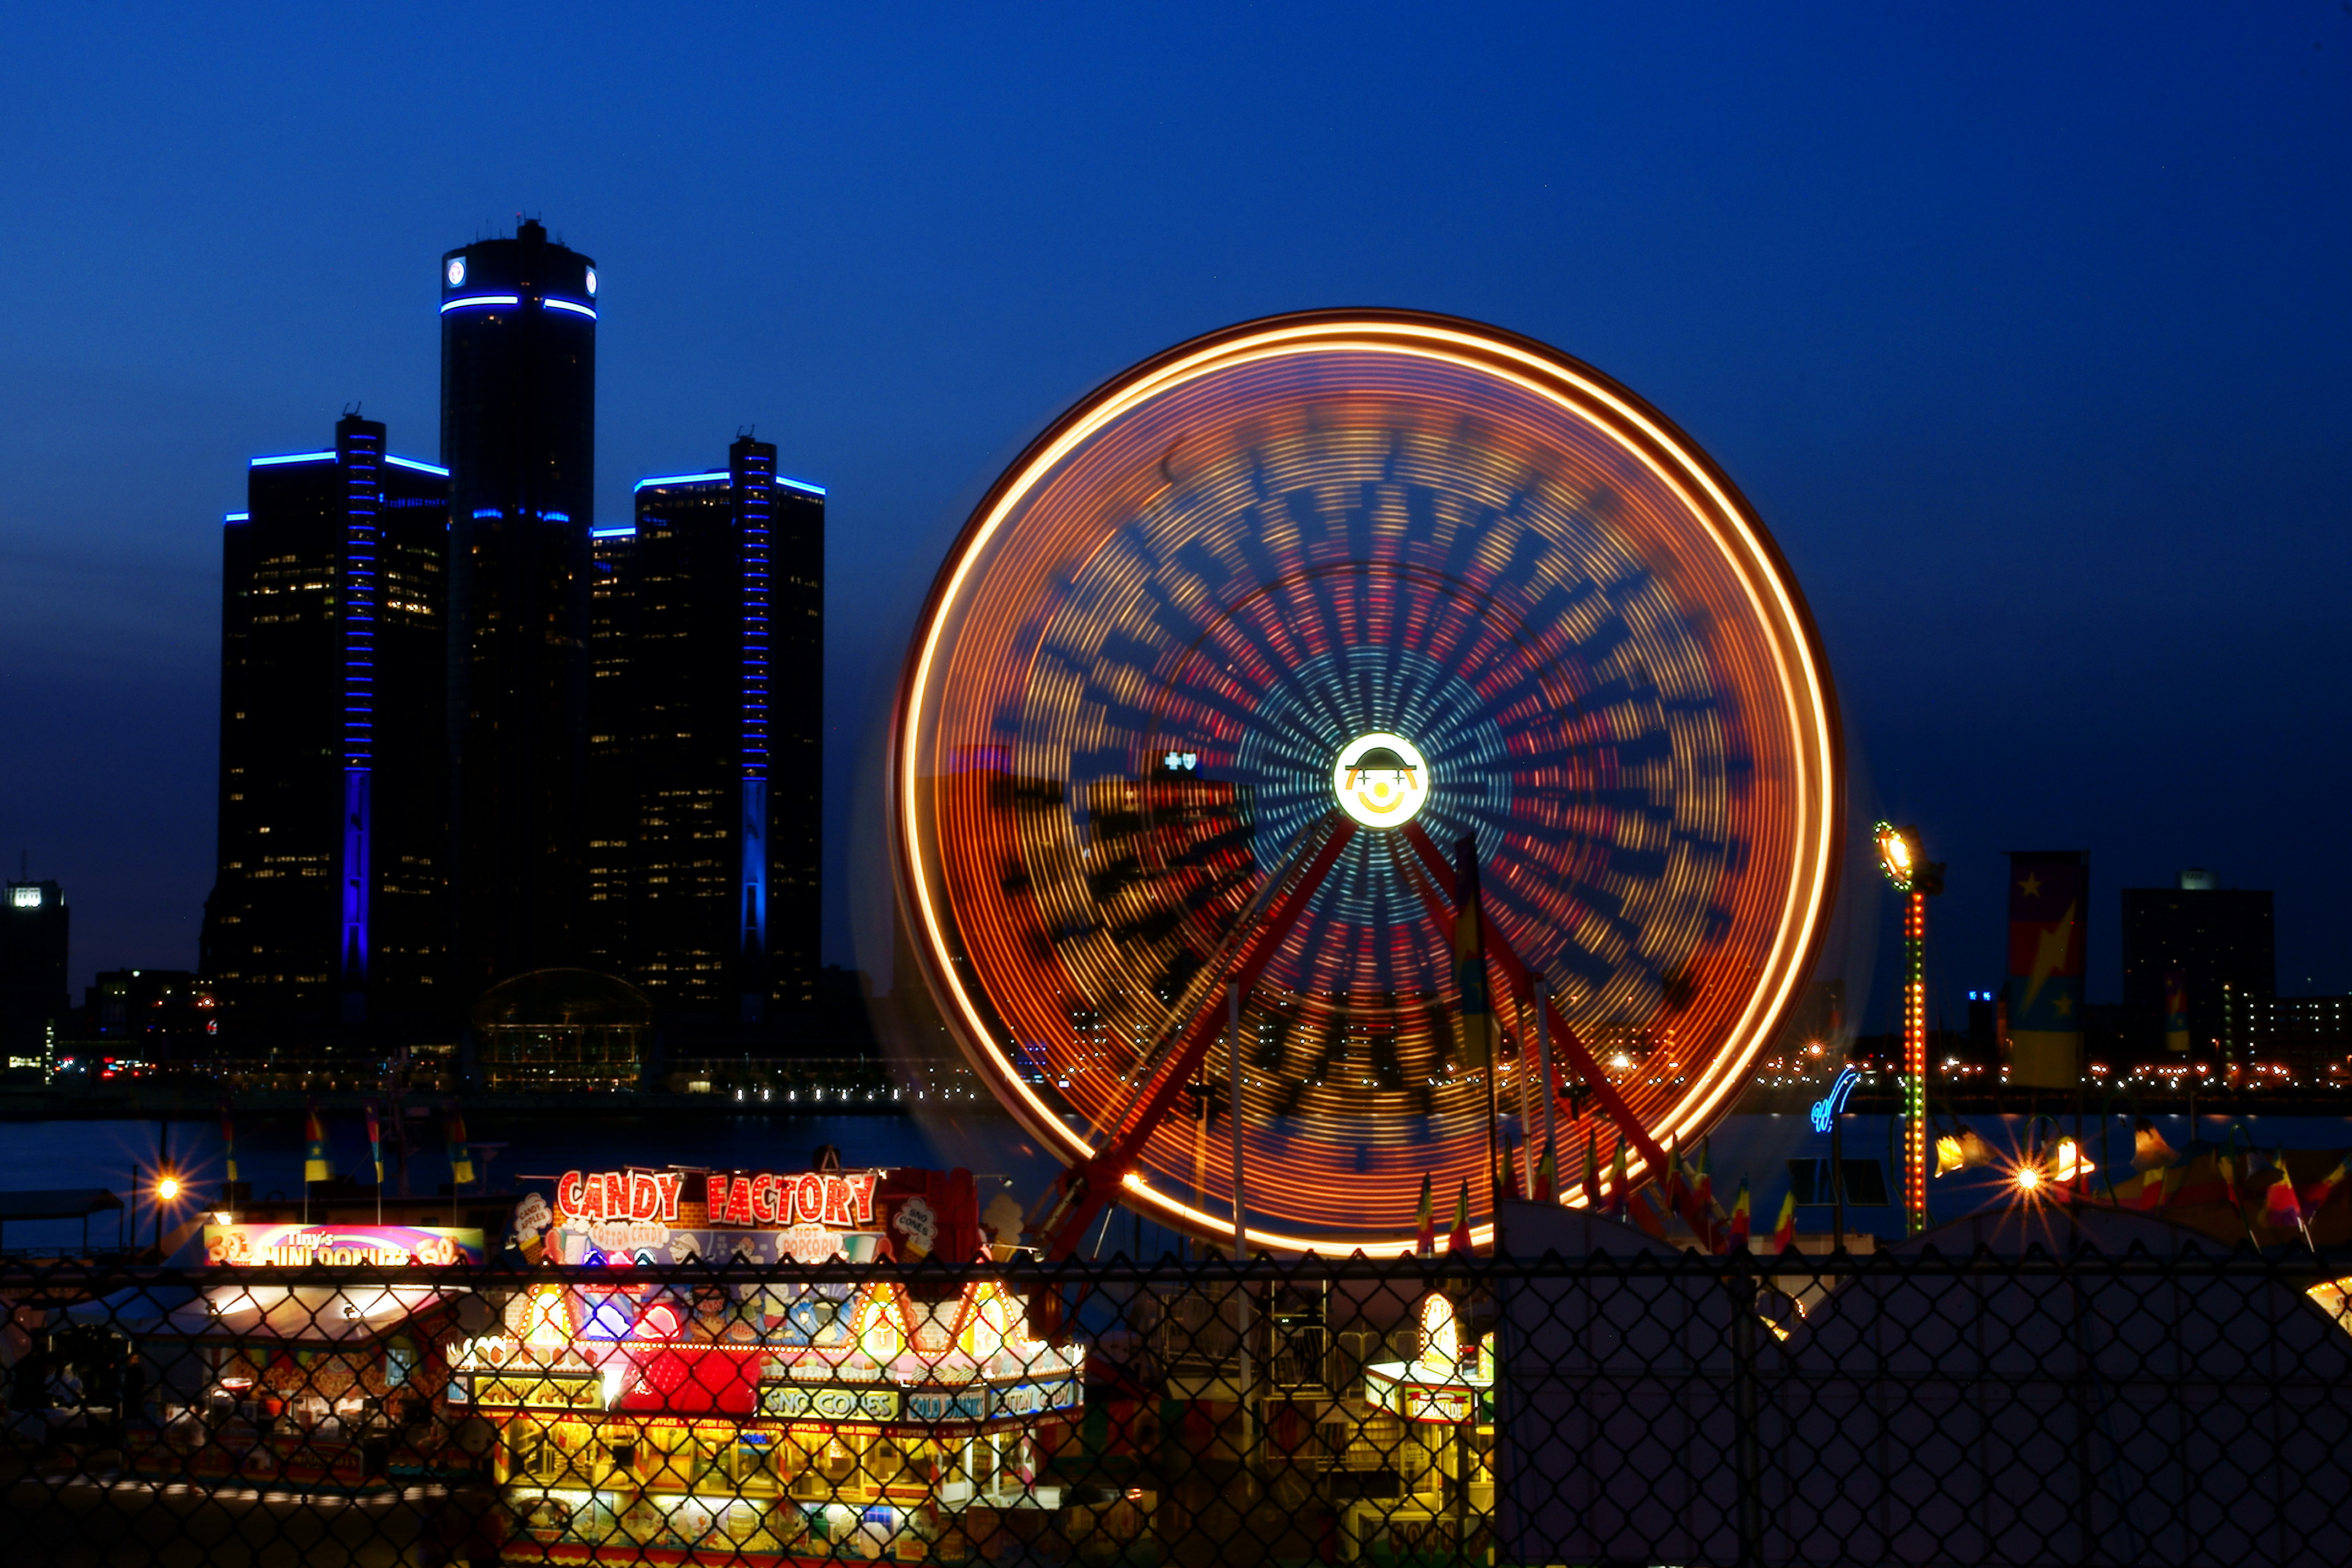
[552,1167,885,1256]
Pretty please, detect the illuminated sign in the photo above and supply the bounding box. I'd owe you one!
[553,1168,880,1233]
[703,1169,879,1229]
[10,888,41,908]
[1809,1065,1860,1133]
[1331,732,1429,829]
[907,1387,992,1423]
[202,1223,482,1267]
[556,1170,687,1224]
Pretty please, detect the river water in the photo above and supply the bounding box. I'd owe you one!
[4,1107,2348,1255]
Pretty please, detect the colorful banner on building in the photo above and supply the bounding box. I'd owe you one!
[202,1222,484,1267]
[2164,969,2191,1054]
[2006,851,2087,1088]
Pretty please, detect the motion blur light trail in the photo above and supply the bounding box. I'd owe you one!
[893,311,1842,1254]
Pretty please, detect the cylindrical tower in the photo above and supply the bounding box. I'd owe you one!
[439,219,598,998]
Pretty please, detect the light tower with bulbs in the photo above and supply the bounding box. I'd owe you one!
[1876,822,1945,1235]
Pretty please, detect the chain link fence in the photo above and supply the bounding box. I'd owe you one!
[4,1242,2350,1566]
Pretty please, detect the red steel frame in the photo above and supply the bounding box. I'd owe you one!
[1032,809,1725,1258]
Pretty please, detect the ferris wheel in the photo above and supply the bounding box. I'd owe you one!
[891,311,1842,1256]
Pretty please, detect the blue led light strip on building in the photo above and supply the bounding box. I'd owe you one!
[541,297,597,319]
[634,471,731,492]
[439,294,521,314]
[589,526,636,540]
[222,512,250,524]
[250,452,336,468]
[737,448,773,1017]
[385,454,449,476]
[337,427,380,1015]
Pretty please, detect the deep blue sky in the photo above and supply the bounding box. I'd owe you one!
[3,4,2348,1032]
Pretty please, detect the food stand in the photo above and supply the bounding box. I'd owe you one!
[130,1223,486,1487]
[476,1164,1085,1564]
[1347,1292,1494,1562]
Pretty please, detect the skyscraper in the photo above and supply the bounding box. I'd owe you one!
[440,219,598,997]
[204,416,449,1038]
[1,876,68,1068]
[2121,871,2275,1061]
[586,437,824,1027]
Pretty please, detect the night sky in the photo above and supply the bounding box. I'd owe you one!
[3,4,2346,1034]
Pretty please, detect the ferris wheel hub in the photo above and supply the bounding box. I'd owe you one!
[1331,731,1430,829]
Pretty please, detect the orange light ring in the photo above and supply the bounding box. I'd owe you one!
[891,311,1842,1254]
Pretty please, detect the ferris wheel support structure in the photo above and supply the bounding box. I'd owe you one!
[1031,811,1358,1260]
[1395,820,1721,1250]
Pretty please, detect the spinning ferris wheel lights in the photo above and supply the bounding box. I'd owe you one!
[892,309,1843,1257]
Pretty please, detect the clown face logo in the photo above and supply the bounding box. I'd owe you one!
[1331,733,1430,829]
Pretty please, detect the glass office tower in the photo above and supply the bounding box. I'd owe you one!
[587,437,823,1030]
[205,415,449,1039]
[439,219,598,998]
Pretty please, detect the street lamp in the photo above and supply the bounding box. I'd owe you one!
[1876,822,1945,1235]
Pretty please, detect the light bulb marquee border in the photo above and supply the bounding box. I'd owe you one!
[890,309,1845,1255]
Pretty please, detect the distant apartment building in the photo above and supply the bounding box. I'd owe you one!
[585,437,824,1030]
[2263,995,2352,1086]
[202,415,449,1042]
[2119,870,2274,1063]
[0,877,68,1068]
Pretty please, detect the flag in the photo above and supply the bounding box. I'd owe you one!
[218,1097,239,1186]
[1447,1179,1474,1256]
[2299,1156,2352,1217]
[2163,971,2191,1055]
[2264,1152,2302,1229]
[1501,1144,1522,1200]
[1608,1140,1629,1220]
[1692,1139,1713,1217]
[2132,1118,2177,1173]
[1413,1173,1435,1256]
[1771,1186,1798,1252]
[1451,836,1493,1070]
[1534,1140,1557,1204]
[366,1102,384,1186]
[2005,852,2087,1088]
[447,1106,475,1186]
[302,1098,333,1184]
[1581,1130,1602,1208]
[1726,1177,1751,1253]
[1663,1133,1687,1212]
[1935,1134,1967,1177]
[2138,1159,2176,1210]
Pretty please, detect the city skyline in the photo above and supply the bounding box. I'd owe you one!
[2,8,2348,1039]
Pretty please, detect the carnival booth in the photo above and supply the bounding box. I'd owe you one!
[130,1222,484,1487]
[474,1164,1084,1564]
